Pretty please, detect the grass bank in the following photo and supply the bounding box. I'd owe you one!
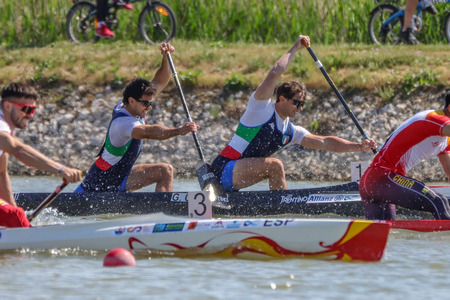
[0,41,448,100]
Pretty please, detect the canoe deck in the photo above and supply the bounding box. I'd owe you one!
[0,214,390,262]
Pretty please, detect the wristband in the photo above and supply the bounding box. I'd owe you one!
[58,166,65,174]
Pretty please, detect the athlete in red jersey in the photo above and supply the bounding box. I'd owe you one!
[0,83,82,227]
[360,92,450,220]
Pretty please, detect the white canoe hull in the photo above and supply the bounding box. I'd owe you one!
[0,213,390,261]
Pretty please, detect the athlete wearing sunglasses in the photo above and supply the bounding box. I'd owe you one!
[211,34,377,193]
[0,82,82,228]
[75,43,199,195]
[133,98,153,108]
[290,98,305,109]
[6,100,37,115]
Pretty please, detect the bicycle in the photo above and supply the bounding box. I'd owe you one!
[368,0,450,45]
[66,0,177,45]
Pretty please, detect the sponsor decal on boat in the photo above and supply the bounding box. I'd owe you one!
[244,220,259,227]
[306,194,361,203]
[264,219,294,227]
[188,222,197,230]
[115,226,153,235]
[226,221,241,229]
[192,222,212,230]
[211,221,224,229]
[153,223,185,233]
[280,194,308,204]
[216,195,229,203]
[171,192,189,202]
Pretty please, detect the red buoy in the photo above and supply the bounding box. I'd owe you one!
[103,248,136,267]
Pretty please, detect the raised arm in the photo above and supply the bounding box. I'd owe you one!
[151,43,175,94]
[300,133,377,153]
[254,35,310,100]
[131,122,198,140]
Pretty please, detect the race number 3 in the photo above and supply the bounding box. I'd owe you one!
[188,191,212,219]
[350,161,369,182]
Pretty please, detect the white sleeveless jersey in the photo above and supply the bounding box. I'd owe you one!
[0,109,13,157]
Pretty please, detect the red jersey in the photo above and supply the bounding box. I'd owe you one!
[371,110,450,176]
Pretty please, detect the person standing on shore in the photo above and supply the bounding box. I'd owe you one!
[210,34,377,192]
[0,82,82,228]
[75,43,198,193]
[360,92,450,220]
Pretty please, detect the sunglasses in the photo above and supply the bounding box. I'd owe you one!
[290,98,305,109]
[7,101,37,115]
[134,98,153,108]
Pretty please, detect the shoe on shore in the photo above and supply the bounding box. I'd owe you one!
[95,23,115,39]
[113,0,133,10]
[399,28,419,45]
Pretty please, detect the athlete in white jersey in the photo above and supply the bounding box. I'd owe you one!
[210,34,377,192]
[75,43,199,193]
[0,82,82,227]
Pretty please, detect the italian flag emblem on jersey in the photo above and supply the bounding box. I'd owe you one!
[282,135,290,144]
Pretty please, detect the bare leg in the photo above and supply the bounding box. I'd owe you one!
[125,163,174,192]
[232,157,287,190]
[402,0,419,31]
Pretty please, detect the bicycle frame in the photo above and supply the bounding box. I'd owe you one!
[381,0,450,31]
[67,0,176,44]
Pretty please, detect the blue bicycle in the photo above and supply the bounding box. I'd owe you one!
[368,0,450,45]
[66,0,176,45]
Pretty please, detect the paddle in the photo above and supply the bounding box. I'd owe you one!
[166,52,227,204]
[28,181,68,222]
[301,40,377,154]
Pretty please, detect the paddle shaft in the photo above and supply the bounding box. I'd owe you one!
[302,42,377,154]
[28,181,68,222]
[166,53,205,161]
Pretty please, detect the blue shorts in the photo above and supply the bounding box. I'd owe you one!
[221,160,237,192]
[73,175,129,193]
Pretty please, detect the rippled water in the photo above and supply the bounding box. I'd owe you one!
[2,177,450,299]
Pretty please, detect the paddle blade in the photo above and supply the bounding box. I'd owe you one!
[195,161,217,190]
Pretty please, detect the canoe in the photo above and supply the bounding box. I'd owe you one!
[387,220,450,232]
[0,213,390,262]
[14,182,365,216]
[14,181,440,218]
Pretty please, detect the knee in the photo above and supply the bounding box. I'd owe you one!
[160,163,174,178]
[267,158,285,175]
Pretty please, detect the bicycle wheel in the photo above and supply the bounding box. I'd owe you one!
[66,2,99,45]
[444,12,450,43]
[368,4,402,45]
[138,2,177,45]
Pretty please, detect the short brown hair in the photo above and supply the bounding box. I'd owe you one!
[1,82,38,108]
[123,77,157,105]
[275,81,306,103]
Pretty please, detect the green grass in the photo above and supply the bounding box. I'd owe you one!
[1,0,449,46]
